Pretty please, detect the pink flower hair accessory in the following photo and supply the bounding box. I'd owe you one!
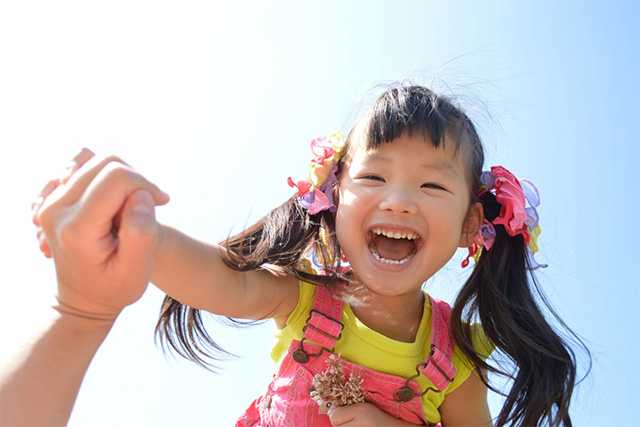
[288,131,345,215]
[463,166,548,270]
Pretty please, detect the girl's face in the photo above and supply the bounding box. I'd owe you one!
[335,133,481,300]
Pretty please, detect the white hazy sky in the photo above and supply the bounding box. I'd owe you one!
[1,1,638,426]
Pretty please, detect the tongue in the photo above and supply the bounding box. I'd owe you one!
[373,235,415,261]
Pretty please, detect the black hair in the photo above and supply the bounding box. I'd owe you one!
[452,190,581,426]
[156,84,586,426]
[155,199,349,367]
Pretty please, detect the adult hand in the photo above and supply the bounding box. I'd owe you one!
[1,149,170,427]
[327,402,418,426]
[32,148,170,319]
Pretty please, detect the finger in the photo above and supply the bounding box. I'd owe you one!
[73,163,169,239]
[327,405,352,426]
[32,148,96,226]
[36,228,52,258]
[54,154,131,207]
[32,179,60,226]
[38,154,137,234]
[112,189,158,287]
[60,147,95,184]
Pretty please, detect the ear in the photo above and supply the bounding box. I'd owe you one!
[458,202,484,248]
[332,163,347,218]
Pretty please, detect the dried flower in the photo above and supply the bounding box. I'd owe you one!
[309,354,367,413]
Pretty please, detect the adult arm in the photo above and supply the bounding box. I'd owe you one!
[1,150,168,426]
[0,310,115,426]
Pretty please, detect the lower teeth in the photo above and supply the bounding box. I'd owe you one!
[369,244,415,265]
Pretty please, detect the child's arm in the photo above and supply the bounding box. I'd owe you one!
[152,226,299,325]
[439,369,493,426]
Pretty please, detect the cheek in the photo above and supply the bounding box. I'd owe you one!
[334,204,352,241]
[428,200,469,235]
[337,183,356,206]
[334,202,363,261]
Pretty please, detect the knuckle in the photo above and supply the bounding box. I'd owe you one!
[57,221,80,249]
[100,159,137,184]
[37,201,56,232]
[103,154,126,165]
[44,178,59,192]
[37,194,67,234]
[101,159,127,175]
[32,180,60,224]
[31,204,41,225]
[37,228,46,243]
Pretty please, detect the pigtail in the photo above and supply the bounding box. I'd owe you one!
[220,195,343,282]
[155,195,347,369]
[358,83,584,424]
[451,190,578,426]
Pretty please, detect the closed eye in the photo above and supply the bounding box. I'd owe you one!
[361,174,385,182]
[422,183,447,191]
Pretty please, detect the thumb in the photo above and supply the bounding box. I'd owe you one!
[114,189,159,281]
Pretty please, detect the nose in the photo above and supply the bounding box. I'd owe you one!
[378,187,418,215]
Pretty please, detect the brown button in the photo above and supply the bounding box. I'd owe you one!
[292,348,310,364]
[393,387,415,403]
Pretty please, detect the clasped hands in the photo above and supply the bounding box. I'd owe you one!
[32,148,169,320]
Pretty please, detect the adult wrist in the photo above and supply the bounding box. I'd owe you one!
[51,298,121,331]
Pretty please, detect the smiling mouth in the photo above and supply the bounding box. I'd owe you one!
[367,228,421,265]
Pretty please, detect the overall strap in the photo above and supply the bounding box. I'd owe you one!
[292,285,344,364]
[420,296,456,391]
[303,285,344,349]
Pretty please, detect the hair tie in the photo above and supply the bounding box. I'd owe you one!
[287,131,345,215]
[462,166,548,270]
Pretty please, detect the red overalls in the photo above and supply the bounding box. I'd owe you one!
[237,286,456,426]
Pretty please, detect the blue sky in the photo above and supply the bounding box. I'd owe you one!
[1,1,638,425]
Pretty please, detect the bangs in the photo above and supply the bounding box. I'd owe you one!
[341,84,484,196]
[365,85,468,155]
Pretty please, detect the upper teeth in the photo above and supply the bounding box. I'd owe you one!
[371,228,418,240]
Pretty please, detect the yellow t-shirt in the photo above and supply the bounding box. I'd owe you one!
[271,280,493,424]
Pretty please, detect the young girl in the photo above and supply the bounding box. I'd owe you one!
[144,85,577,426]
[29,85,578,426]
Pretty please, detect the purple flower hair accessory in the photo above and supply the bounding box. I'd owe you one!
[288,132,345,215]
[475,219,496,251]
[463,166,547,270]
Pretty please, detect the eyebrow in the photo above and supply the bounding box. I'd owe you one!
[366,152,460,178]
[423,161,460,178]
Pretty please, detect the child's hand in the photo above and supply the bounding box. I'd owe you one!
[32,149,170,320]
[327,402,419,426]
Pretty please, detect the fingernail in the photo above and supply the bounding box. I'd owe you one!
[72,147,94,161]
[63,148,95,172]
